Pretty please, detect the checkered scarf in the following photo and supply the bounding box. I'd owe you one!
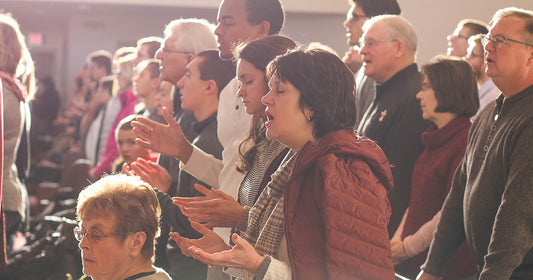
[241,151,296,257]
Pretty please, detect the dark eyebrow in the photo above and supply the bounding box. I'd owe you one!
[218,15,235,22]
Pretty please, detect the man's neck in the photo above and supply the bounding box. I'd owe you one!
[376,59,414,84]
[193,102,218,122]
[476,74,490,88]
[497,80,533,98]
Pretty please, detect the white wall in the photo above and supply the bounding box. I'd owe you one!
[399,0,533,64]
[4,0,533,104]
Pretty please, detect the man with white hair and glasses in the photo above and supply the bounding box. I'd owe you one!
[357,15,429,237]
[418,7,533,280]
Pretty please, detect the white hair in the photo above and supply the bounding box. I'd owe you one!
[363,15,418,59]
[164,18,217,55]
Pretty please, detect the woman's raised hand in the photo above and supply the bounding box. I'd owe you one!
[169,221,230,257]
[187,233,264,274]
[173,184,244,228]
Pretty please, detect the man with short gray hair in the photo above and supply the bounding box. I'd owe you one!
[357,15,429,237]
[418,7,533,280]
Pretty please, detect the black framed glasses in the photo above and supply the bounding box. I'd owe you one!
[346,12,366,22]
[482,34,533,48]
[73,226,121,243]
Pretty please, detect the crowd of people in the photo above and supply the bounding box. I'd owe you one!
[1,0,533,279]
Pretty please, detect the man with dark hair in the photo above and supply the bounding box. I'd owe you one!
[86,50,112,87]
[175,50,234,199]
[446,19,489,57]
[178,0,285,247]
[214,0,284,59]
[132,59,164,123]
[418,7,533,280]
[135,36,162,64]
[343,0,401,125]
[148,50,235,280]
[79,50,113,145]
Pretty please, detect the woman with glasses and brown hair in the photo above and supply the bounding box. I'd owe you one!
[390,56,479,279]
[75,174,171,280]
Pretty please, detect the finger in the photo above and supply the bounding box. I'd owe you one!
[190,221,214,236]
[161,107,174,125]
[194,184,215,197]
[169,232,192,257]
[161,107,186,137]
[131,120,154,138]
[134,115,160,128]
[134,158,156,171]
[211,189,235,201]
[231,233,249,250]
[188,213,212,224]
[121,164,131,175]
[130,162,150,181]
[188,246,226,266]
[173,196,210,204]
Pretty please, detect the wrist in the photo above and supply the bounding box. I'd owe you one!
[178,141,194,163]
[248,254,264,274]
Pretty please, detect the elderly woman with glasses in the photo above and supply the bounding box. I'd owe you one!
[75,174,171,280]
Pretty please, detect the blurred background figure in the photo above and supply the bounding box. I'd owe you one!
[464,34,500,117]
[134,36,162,65]
[132,58,164,123]
[112,114,153,173]
[446,19,489,57]
[0,12,35,256]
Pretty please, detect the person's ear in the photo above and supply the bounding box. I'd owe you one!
[150,77,161,90]
[128,231,147,257]
[394,39,406,59]
[256,20,271,37]
[303,107,314,122]
[527,47,533,65]
[205,80,219,96]
[186,53,196,64]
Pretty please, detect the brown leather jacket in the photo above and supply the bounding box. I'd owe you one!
[284,130,394,280]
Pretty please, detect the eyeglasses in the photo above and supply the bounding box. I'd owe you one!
[359,39,398,49]
[482,34,533,49]
[421,82,432,91]
[73,226,121,243]
[160,47,190,54]
[346,12,366,22]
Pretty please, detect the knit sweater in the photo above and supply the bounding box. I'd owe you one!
[398,117,477,279]
[422,84,533,279]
